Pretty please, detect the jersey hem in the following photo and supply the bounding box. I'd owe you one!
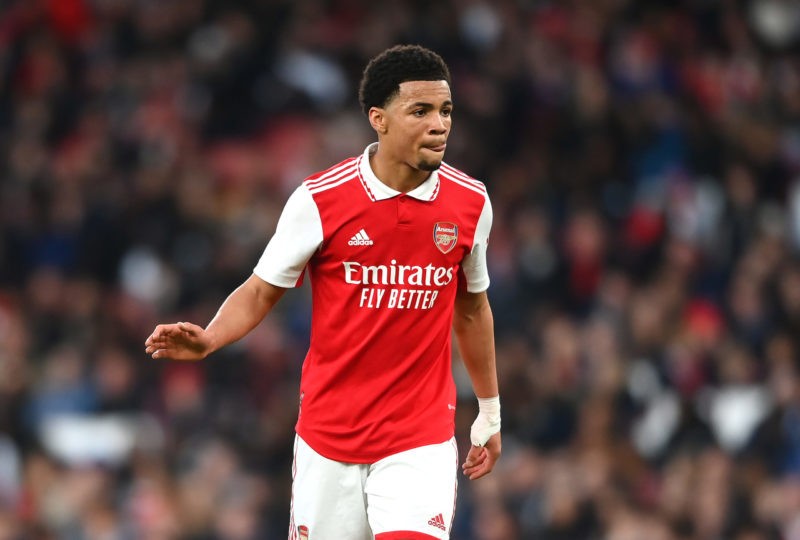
[296,429,455,464]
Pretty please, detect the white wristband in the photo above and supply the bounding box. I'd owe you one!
[470,396,501,446]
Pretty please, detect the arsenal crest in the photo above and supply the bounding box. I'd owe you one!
[433,222,458,254]
[298,525,309,540]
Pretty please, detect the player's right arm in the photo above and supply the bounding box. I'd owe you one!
[145,183,322,361]
[145,275,286,361]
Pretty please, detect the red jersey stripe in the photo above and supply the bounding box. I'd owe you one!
[439,163,485,190]
[438,171,487,196]
[306,171,358,194]
[304,158,358,188]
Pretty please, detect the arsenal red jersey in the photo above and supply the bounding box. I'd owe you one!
[254,143,492,463]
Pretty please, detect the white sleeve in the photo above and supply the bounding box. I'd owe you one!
[253,184,322,287]
[461,194,493,293]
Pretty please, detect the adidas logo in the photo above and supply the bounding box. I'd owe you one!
[348,229,374,246]
[427,513,446,531]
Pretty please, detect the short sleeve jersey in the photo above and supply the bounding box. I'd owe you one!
[254,143,492,463]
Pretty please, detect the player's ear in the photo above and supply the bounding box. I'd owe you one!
[368,107,388,135]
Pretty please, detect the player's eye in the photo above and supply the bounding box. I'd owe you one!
[413,109,426,117]
[441,108,452,117]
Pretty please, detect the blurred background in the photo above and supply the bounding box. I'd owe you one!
[1,0,800,538]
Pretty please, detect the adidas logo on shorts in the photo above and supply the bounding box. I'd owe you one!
[348,228,374,246]
[428,513,446,531]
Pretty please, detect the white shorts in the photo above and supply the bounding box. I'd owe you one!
[288,435,458,540]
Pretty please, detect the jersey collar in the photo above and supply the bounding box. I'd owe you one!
[358,143,440,202]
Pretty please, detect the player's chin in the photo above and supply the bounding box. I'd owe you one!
[417,158,443,172]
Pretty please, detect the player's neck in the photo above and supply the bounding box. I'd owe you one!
[369,151,429,193]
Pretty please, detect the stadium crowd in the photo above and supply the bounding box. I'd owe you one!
[2,0,800,538]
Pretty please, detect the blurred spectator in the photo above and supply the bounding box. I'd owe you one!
[3,0,800,538]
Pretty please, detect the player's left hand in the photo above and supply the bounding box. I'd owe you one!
[462,431,501,480]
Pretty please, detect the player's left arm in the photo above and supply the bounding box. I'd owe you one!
[453,288,501,480]
[454,190,500,479]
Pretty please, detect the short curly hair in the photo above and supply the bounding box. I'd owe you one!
[358,44,451,115]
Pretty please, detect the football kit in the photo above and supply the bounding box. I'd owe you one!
[254,143,492,538]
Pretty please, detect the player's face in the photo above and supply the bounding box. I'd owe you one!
[381,80,453,172]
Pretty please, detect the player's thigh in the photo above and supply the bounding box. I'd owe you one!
[289,435,371,540]
[365,438,458,540]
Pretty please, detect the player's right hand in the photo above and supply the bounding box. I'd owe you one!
[144,322,211,361]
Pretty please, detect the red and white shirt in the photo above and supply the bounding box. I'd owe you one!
[254,143,492,463]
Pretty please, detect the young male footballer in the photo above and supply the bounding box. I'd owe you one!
[146,44,501,540]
